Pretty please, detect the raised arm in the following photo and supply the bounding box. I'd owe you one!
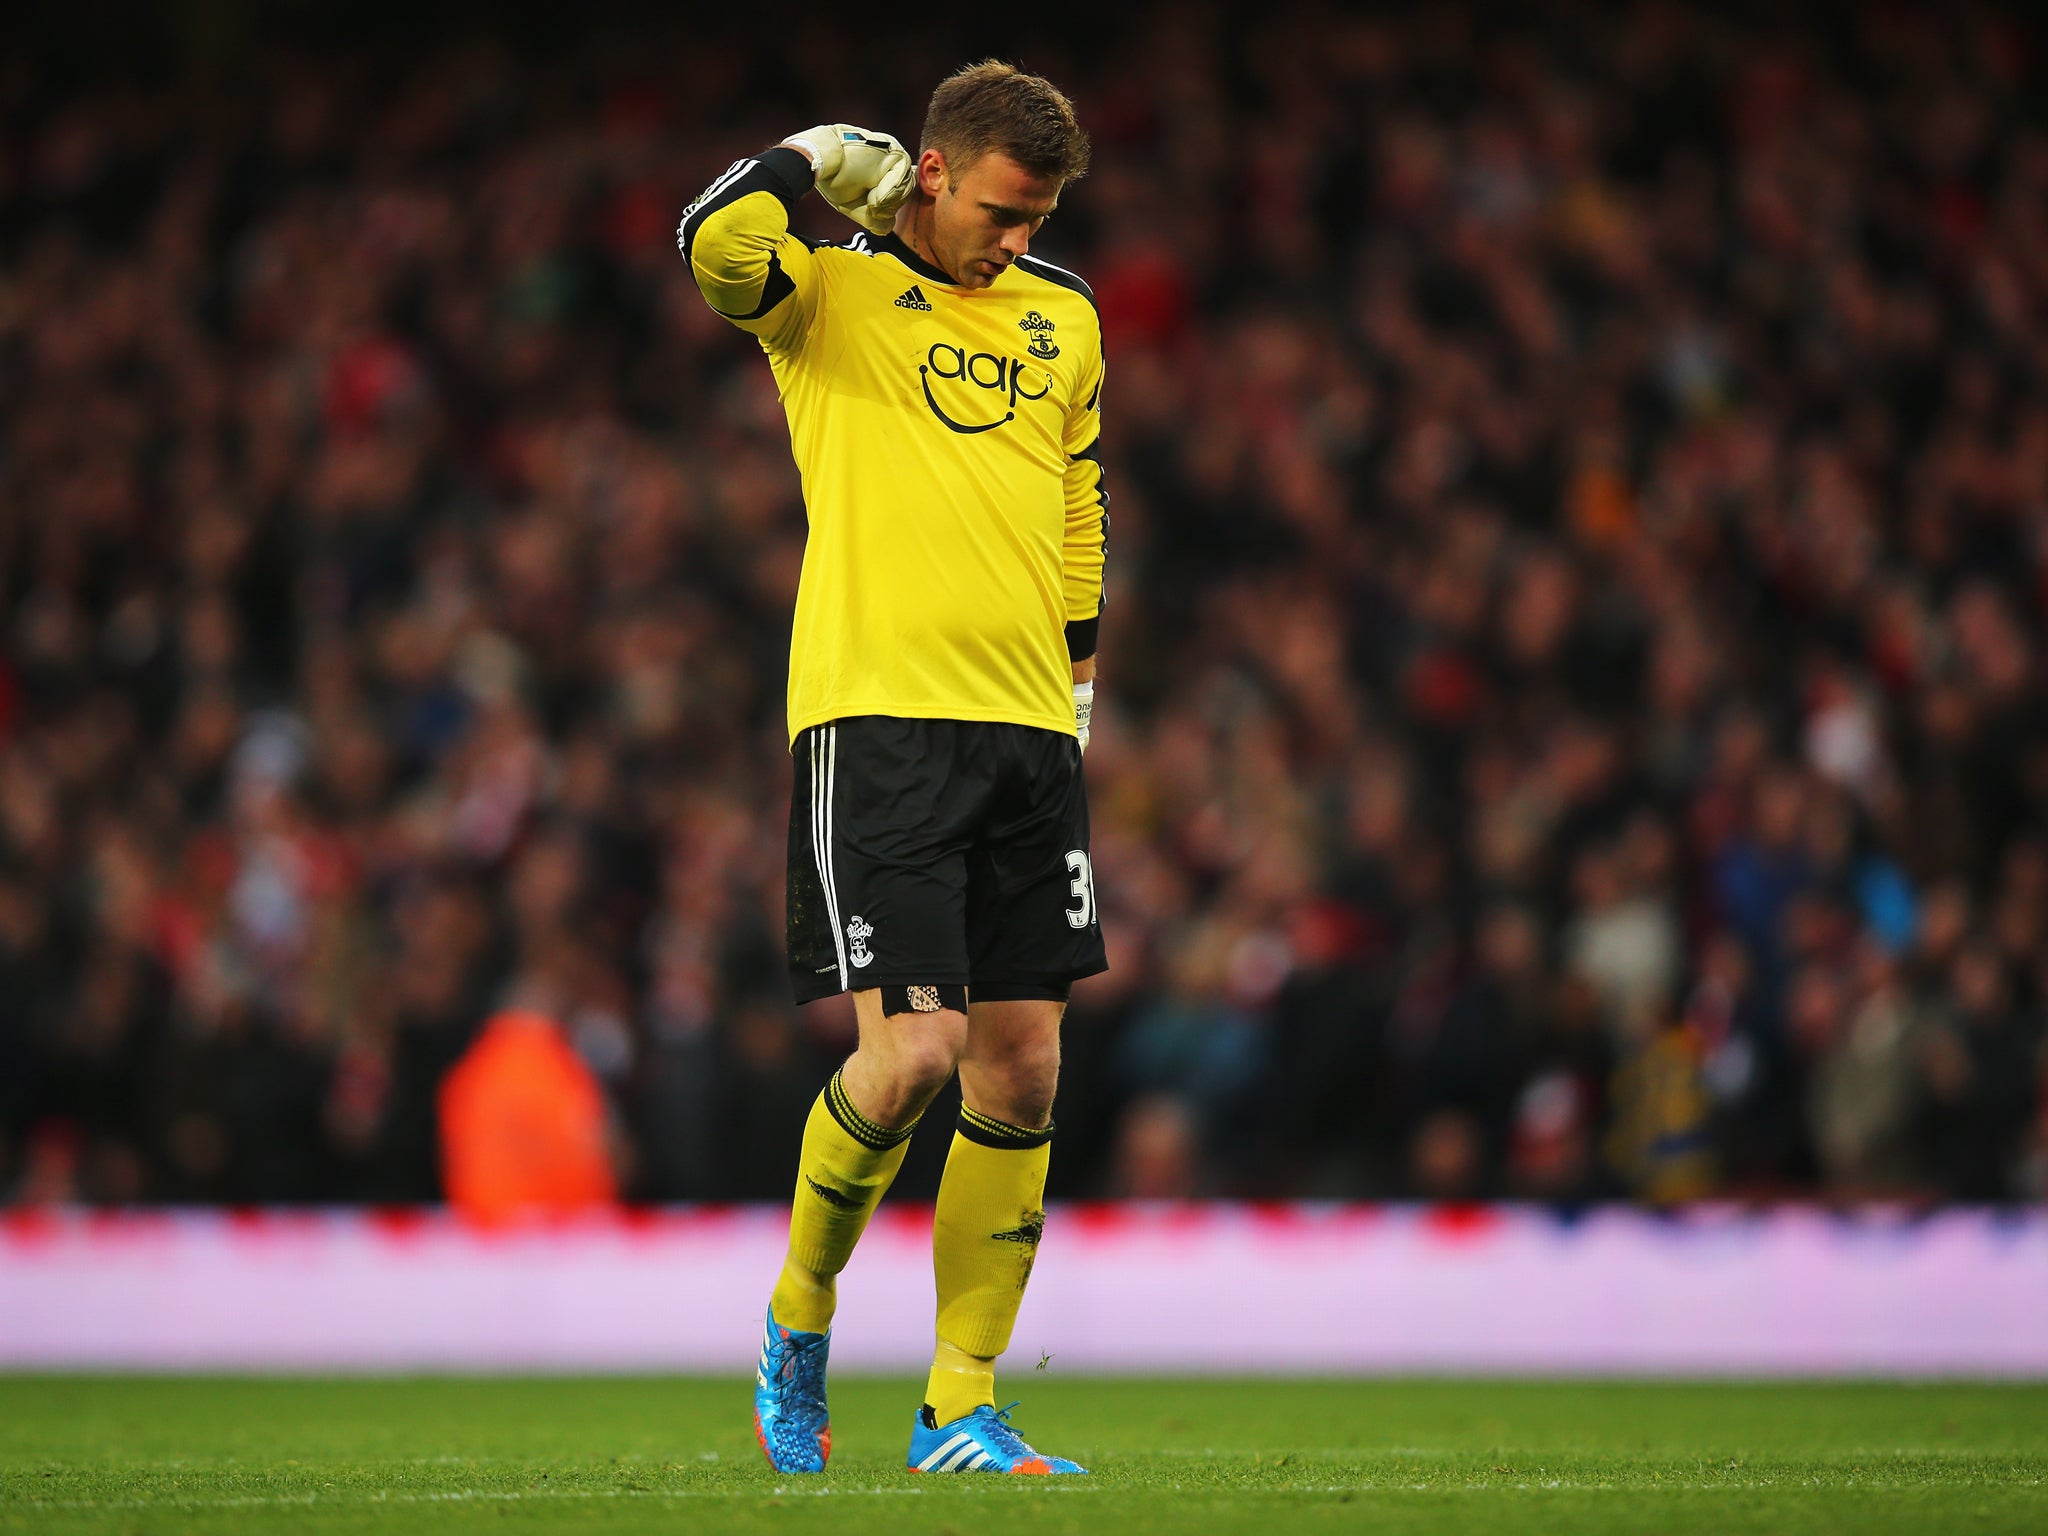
[676,148,823,357]
[677,127,912,359]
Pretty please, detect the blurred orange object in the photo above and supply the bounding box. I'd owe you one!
[438,1009,617,1228]
[1568,461,1637,549]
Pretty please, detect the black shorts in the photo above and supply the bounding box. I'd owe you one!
[786,716,1107,1005]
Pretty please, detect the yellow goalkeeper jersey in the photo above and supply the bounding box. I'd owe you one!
[678,147,1108,745]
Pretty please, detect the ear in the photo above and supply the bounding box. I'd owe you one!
[915,147,949,197]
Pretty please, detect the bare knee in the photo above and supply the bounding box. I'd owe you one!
[859,1032,960,1122]
[959,1001,1064,1129]
[841,994,966,1128]
[971,1048,1058,1128]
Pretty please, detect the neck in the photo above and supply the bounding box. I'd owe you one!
[895,197,959,285]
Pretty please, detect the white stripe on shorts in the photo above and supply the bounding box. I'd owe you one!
[811,727,848,988]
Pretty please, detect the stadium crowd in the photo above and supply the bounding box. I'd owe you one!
[3,3,2047,1208]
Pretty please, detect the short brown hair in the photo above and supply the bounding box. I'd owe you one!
[921,60,1091,183]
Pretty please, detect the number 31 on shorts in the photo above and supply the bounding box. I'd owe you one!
[1065,850,1096,929]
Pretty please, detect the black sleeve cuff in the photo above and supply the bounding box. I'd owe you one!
[756,146,817,209]
[1066,616,1100,662]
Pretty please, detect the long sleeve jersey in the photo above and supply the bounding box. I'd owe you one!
[677,147,1107,745]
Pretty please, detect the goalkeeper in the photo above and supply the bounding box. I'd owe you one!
[678,62,1106,1476]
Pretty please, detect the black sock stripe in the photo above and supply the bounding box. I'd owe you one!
[824,1069,916,1151]
[957,1105,1054,1150]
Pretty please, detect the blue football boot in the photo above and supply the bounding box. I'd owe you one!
[753,1308,831,1472]
[907,1401,1087,1475]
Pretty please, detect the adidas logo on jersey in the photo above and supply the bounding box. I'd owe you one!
[894,286,933,311]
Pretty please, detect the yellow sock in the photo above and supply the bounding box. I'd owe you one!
[927,1340,995,1425]
[925,1107,1052,1425]
[769,1069,916,1336]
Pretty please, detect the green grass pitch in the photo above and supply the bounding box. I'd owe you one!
[2,1376,2043,1534]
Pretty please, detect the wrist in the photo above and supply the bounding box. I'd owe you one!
[756,146,817,207]
[780,125,844,182]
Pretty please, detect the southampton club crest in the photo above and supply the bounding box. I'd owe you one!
[1018,309,1060,360]
[846,915,875,968]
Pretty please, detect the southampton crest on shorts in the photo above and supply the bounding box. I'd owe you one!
[846,915,875,968]
[1018,310,1060,360]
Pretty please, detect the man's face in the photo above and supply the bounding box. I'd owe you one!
[918,150,1062,289]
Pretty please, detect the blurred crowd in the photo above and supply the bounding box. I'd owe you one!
[4,3,2047,1208]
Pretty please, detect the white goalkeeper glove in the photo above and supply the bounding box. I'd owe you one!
[781,124,914,236]
[1074,681,1094,754]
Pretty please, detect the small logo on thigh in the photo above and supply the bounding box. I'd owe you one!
[907,985,942,1012]
[847,916,875,968]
